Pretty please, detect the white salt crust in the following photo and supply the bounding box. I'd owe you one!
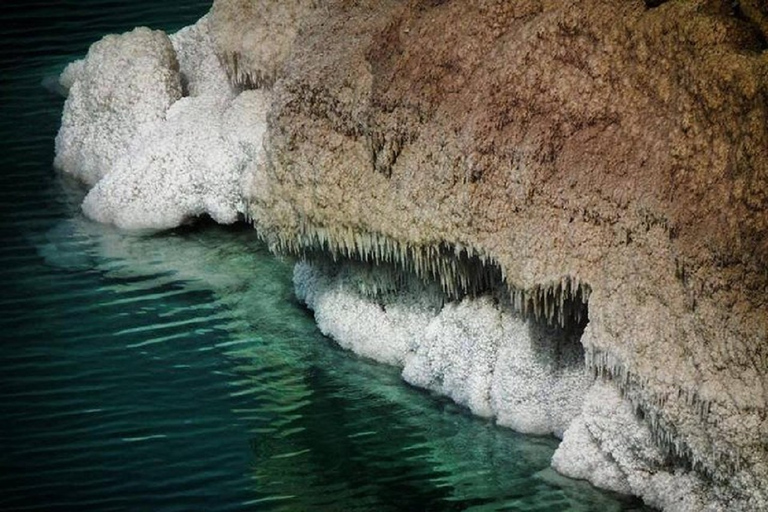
[553,381,717,512]
[55,17,269,231]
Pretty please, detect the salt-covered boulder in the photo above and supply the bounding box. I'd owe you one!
[54,27,181,186]
[82,90,269,230]
[55,17,269,231]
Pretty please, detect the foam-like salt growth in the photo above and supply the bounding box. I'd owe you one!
[55,17,269,231]
[553,380,712,511]
[294,260,439,366]
[81,88,268,230]
[294,260,590,438]
[55,27,182,187]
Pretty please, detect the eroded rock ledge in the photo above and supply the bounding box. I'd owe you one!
[209,0,767,509]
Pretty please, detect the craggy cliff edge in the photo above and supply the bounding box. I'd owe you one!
[52,0,767,509]
[211,0,768,509]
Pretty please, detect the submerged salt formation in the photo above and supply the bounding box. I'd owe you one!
[55,17,270,230]
[53,0,768,510]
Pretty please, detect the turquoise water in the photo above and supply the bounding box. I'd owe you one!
[0,2,653,511]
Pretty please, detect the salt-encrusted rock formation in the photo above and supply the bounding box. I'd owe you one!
[209,0,319,88]
[553,381,713,511]
[55,17,270,230]
[208,0,768,509]
[53,0,768,509]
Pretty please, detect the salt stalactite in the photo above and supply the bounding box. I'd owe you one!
[553,380,715,511]
[209,0,321,90]
[584,347,742,480]
[260,219,591,330]
[220,52,263,90]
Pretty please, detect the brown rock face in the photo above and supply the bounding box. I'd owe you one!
[211,0,768,505]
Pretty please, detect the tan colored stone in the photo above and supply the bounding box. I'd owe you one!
[209,0,320,87]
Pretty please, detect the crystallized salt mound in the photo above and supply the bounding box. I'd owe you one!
[403,297,589,436]
[293,261,439,366]
[294,259,590,437]
[56,16,269,231]
[553,381,712,511]
[54,27,182,186]
[82,90,269,230]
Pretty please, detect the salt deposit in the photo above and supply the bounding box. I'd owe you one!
[55,17,269,231]
[294,259,590,438]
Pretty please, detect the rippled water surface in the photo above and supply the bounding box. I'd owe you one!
[0,2,654,511]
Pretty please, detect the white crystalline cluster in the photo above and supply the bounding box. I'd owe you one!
[293,261,439,366]
[553,381,711,512]
[57,59,85,94]
[54,17,269,231]
[402,297,588,437]
[403,298,504,419]
[81,88,269,230]
[55,27,182,187]
[171,19,233,98]
[293,260,591,437]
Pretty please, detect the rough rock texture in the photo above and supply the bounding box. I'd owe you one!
[55,18,271,231]
[294,259,590,438]
[211,0,768,508]
[209,0,319,88]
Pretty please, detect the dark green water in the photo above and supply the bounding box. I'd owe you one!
[0,2,654,511]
